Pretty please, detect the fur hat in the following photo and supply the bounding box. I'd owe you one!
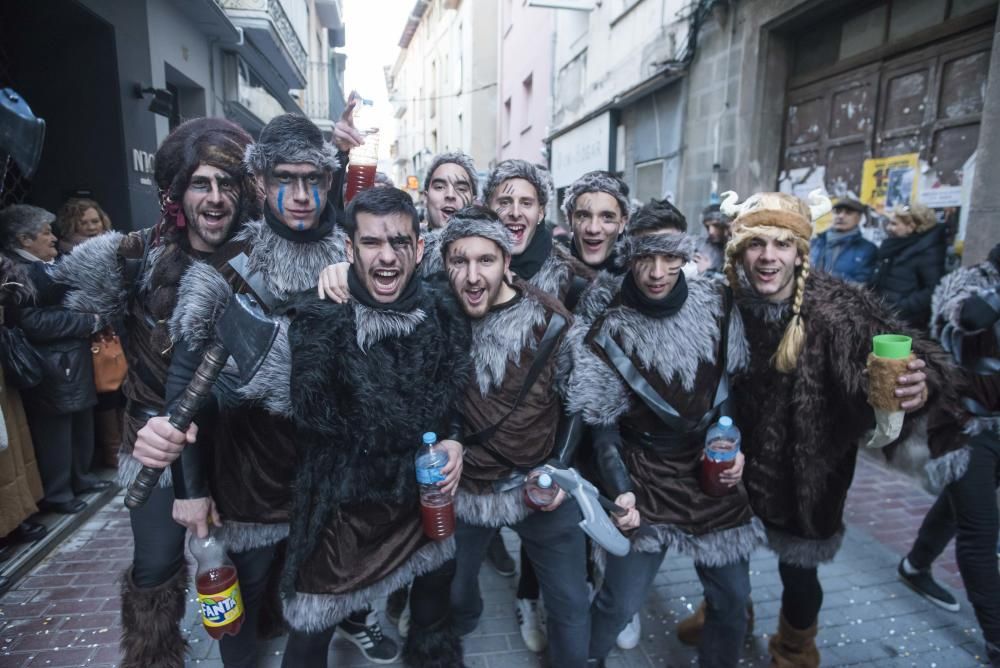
[562,171,630,222]
[701,203,729,226]
[721,188,832,374]
[244,114,340,175]
[423,152,479,198]
[439,206,513,259]
[620,231,696,264]
[483,159,554,209]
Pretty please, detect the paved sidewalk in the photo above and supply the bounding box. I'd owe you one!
[0,451,989,667]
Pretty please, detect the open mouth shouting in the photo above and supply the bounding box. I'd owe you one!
[370,266,402,297]
[506,223,528,247]
[463,284,486,308]
[753,265,781,284]
[197,207,232,232]
[439,206,457,222]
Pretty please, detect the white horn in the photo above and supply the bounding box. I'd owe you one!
[807,188,832,221]
[719,191,742,218]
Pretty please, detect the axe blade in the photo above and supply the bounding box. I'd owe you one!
[215,293,279,384]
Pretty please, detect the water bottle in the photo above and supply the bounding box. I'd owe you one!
[189,526,245,639]
[524,468,559,510]
[415,431,455,540]
[700,416,741,497]
[345,97,379,203]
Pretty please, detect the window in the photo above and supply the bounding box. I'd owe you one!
[521,73,533,134]
[503,98,512,146]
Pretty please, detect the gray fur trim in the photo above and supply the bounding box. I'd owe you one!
[50,231,128,318]
[470,290,548,394]
[765,525,844,568]
[528,246,572,297]
[483,159,554,208]
[168,262,233,348]
[455,488,531,527]
[562,172,630,222]
[234,218,348,300]
[422,151,479,197]
[925,445,972,490]
[282,537,455,632]
[438,215,513,260]
[420,228,445,276]
[243,136,339,175]
[620,232,697,263]
[236,318,292,416]
[593,518,765,571]
[216,520,289,553]
[354,303,427,352]
[930,260,1000,339]
[965,415,1000,438]
[117,450,172,488]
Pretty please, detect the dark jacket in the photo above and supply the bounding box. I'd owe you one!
[870,224,947,329]
[7,255,97,414]
[810,229,877,284]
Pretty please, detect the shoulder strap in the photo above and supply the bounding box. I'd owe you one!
[123,227,154,305]
[463,312,567,467]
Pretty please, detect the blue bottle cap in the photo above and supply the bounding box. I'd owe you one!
[537,473,552,489]
[718,416,733,428]
[422,432,437,445]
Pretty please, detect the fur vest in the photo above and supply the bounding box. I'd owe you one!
[167,218,349,551]
[280,282,472,631]
[456,280,571,528]
[734,272,965,567]
[565,272,764,566]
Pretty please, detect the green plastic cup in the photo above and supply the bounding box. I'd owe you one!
[872,334,912,359]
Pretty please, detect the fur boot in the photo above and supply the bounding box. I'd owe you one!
[768,613,819,668]
[402,616,464,668]
[94,407,123,469]
[120,565,189,668]
[676,599,755,646]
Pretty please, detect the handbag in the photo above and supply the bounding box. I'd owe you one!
[0,325,44,389]
[92,329,128,393]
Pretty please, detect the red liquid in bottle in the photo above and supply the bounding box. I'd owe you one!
[345,164,377,203]
[700,439,738,497]
[420,498,456,540]
[195,566,245,639]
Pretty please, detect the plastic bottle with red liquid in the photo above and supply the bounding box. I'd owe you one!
[700,416,741,497]
[190,526,245,639]
[415,431,455,540]
[345,97,379,203]
[524,468,559,510]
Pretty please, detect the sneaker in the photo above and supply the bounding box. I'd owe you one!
[335,610,401,664]
[487,532,516,577]
[515,597,547,652]
[616,612,641,650]
[897,558,960,612]
[385,586,408,626]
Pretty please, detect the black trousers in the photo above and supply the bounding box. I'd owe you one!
[908,434,1000,645]
[218,545,278,668]
[128,484,186,588]
[24,405,98,503]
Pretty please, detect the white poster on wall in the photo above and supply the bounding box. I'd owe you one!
[550,112,612,189]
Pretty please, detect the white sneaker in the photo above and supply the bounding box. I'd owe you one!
[616,612,641,650]
[515,597,547,652]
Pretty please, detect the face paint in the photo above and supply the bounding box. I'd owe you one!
[297,222,305,230]
[313,186,321,212]
[277,185,286,215]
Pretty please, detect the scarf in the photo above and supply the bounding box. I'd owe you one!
[621,269,688,319]
[13,248,53,265]
[510,224,553,280]
[819,228,858,271]
[347,265,423,312]
[264,202,336,242]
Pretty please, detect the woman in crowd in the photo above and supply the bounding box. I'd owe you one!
[870,202,947,330]
[0,205,110,515]
[55,197,111,254]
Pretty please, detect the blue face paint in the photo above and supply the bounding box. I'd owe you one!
[277,185,285,215]
[297,222,305,231]
[313,186,321,212]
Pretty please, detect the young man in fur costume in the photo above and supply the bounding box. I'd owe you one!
[275,186,471,668]
[565,198,761,667]
[674,189,962,667]
[438,207,591,666]
[423,152,478,231]
[561,170,629,275]
[50,117,257,668]
[898,242,1000,665]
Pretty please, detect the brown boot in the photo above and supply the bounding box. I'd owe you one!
[768,613,819,668]
[94,407,123,469]
[120,565,189,668]
[676,599,754,646]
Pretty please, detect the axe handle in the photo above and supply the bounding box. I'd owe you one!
[124,342,228,509]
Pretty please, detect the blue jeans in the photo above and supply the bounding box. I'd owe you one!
[590,546,750,667]
[451,500,590,668]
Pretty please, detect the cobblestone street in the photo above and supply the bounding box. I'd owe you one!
[0,451,989,667]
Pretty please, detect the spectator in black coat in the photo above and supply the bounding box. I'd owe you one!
[870,202,947,330]
[0,205,112,514]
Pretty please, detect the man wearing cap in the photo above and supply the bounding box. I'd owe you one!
[694,203,731,276]
[565,197,761,667]
[675,189,963,666]
[439,206,591,666]
[808,197,876,284]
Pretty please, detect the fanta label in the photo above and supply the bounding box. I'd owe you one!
[197,582,244,627]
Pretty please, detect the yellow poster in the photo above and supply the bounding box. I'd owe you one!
[861,153,919,215]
